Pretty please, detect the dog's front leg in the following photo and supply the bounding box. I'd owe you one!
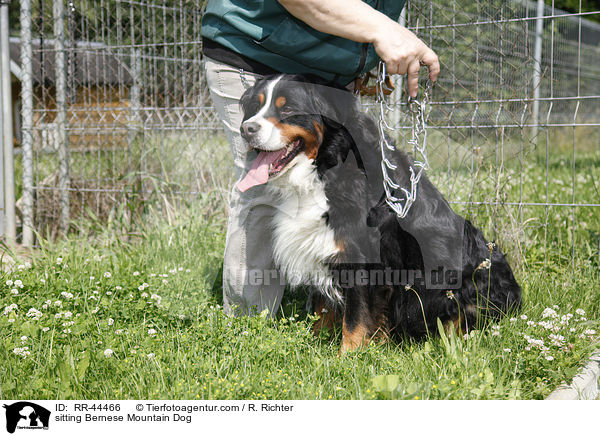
[339,286,372,355]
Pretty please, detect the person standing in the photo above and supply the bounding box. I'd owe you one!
[201,0,440,315]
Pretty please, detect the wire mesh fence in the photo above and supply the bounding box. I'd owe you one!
[7,0,600,269]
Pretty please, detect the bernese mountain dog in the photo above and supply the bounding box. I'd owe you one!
[237,74,521,353]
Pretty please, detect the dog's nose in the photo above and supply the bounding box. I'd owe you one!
[241,121,260,140]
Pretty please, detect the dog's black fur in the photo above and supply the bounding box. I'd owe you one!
[240,75,521,350]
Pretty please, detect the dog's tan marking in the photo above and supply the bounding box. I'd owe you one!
[444,313,465,337]
[275,96,287,108]
[340,319,370,355]
[312,121,324,143]
[267,117,320,159]
[258,93,265,105]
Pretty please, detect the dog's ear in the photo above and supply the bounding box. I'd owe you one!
[306,83,360,127]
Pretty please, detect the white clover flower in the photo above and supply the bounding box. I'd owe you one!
[542,308,558,319]
[42,327,50,332]
[106,291,112,296]
[525,346,531,351]
[150,273,156,277]
[241,331,249,336]
[150,294,162,305]
[62,321,74,327]
[162,279,168,285]
[503,348,511,353]
[92,307,100,314]
[54,300,63,307]
[575,309,585,316]
[584,329,596,336]
[520,314,528,320]
[63,328,72,334]
[509,317,517,323]
[26,308,42,320]
[14,280,23,289]
[527,320,536,326]
[40,279,46,284]
[115,329,123,335]
[56,257,63,265]
[159,274,168,278]
[185,269,191,273]
[147,353,155,359]
[60,291,73,299]
[141,292,149,298]
[63,311,73,319]
[4,303,18,315]
[13,346,30,358]
[103,349,114,358]
[8,319,15,323]
[115,286,122,291]
[478,259,491,270]
[5,279,13,286]
[103,272,112,279]
[21,335,28,342]
[491,331,501,337]
[545,355,554,361]
[10,289,18,296]
[108,318,114,326]
[54,313,62,319]
[133,271,140,276]
[130,349,137,355]
[148,328,157,336]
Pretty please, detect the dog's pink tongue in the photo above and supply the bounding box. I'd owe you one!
[237,150,287,192]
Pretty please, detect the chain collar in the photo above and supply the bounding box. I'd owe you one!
[376,61,432,219]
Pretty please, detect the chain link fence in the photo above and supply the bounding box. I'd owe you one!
[4,0,600,268]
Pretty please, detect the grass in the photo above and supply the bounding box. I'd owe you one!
[1,127,599,400]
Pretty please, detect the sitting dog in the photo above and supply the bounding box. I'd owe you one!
[237,74,521,353]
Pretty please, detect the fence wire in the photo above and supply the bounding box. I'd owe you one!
[9,0,600,269]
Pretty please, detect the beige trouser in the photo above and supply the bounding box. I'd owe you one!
[204,56,286,316]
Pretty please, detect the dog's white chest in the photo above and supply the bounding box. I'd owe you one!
[269,157,341,302]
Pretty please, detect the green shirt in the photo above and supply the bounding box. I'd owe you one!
[201,0,406,84]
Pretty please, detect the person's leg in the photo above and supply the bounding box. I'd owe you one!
[203,56,286,316]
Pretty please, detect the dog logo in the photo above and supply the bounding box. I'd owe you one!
[3,402,50,434]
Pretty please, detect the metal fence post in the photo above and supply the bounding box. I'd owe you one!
[53,0,70,235]
[0,49,4,240]
[532,0,545,140]
[21,0,34,247]
[0,0,16,244]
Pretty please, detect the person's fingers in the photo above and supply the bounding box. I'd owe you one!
[421,49,440,82]
[407,59,421,98]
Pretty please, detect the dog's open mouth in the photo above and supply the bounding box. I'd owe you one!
[237,139,303,192]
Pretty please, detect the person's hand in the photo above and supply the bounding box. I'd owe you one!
[371,21,440,98]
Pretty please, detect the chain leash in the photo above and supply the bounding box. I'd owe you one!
[376,61,432,219]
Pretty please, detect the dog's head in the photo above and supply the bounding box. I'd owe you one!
[237,75,358,191]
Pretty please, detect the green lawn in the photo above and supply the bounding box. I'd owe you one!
[1,129,599,400]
